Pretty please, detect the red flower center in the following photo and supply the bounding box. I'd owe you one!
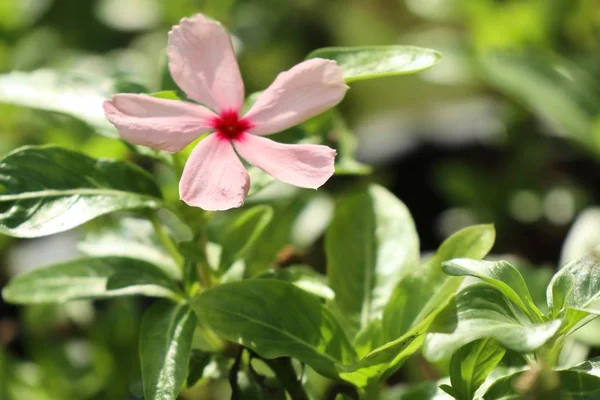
[211,110,252,140]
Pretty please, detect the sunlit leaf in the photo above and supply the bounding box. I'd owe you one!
[548,248,600,333]
[79,217,181,281]
[443,339,506,400]
[192,279,357,380]
[383,224,495,343]
[2,257,180,304]
[140,301,196,400]
[443,259,543,321]
[308,46,442,82]
[326,184,419,338]
[424,284,562,362]
[0,146,162,238]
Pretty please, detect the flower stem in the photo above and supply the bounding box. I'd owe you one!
[150,213,184,270]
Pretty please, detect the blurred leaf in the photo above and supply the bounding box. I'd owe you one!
[245,193,331,276]
[140,301,196,400]
[561,208,600,266]
[207,205,273,272]
[382,380,452,400]
[443,259,543,321]
[308,46,442,82]
[257,265,335,300]
[186,350,211,388]
[483,359,600,399]
[383,224,495,343]
[2,256,180,304]
[548,248,600,333]
[0,69,130,137]
[192,280,357,380]
[0,146,162,238]
[79,217,181,281]
[424,284,562,362]
[326,184,419,338]
[443,339,506,400]
[479,52,600,154]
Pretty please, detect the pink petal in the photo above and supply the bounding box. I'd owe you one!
[167,14,244,113]
[234,133,336,189]
[244,58,348,136]
[103,94,216,152]
[180,133,250,210]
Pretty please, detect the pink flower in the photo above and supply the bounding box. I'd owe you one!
[103,14,348,211]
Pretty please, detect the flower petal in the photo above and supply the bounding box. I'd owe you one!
[234,133,335,189]
[180,134,250,210]
[168,14,244,113]
[244,58,348,136]
[103,94,216,152]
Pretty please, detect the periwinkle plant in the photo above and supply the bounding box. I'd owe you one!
[6,10,600,400]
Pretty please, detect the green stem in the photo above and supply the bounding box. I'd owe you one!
[264,358,309,400]
[545,335,565,368]
[150,213,184,270]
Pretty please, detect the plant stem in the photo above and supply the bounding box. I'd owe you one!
[545,335,565,368]
[264,357,309,400]
[150,213,184,270]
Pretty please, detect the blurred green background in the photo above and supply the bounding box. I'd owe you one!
[1,0,600,399]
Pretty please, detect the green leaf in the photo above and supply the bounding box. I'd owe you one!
[245,192,332,277]
[424,284,562,362]
[338,316,431,389]
[326,184,419,338]
[207,205,273,272]
[191,279,356,380]
[79,217,181,280]
[257,266,335,300]
[140,301,196,400]
[547,248,600,332]
[186,350,212,388]
[447,339,506,400]
[0,146,162,238]
[0,69,143,137]
[479,52,600,155]
[307,46,442,82]
[443,259,543,321]
[382,380,453,400]
[483,359,600,399]
[339,225,495,389]
[383,224,495,343]
[2,257,180,304]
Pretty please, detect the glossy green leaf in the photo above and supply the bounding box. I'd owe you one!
[326,184,419,338]
[424,284,562,362]
[383,224,495,343]
[338,315,432,389]
[443,259,543,321]
[79,217,181,280]
[445,339,506,400]
[547,248,600,332]
[207,205,273,272]
[0,69,143,137]
[308,46,442,82]
[192,280,356,380]
[2,257,179,304]
[140,301,196,400]
[483,359,600,399]
[0,146,162,238]
[257,266,335,300]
